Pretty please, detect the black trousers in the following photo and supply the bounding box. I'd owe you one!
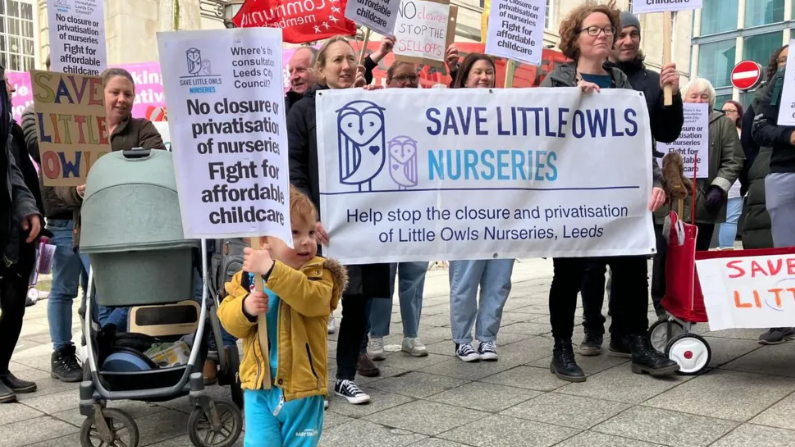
[581,259,615,336]
[336,294,371,381]
[0,243,35,373]
[651,223,715,314]
[550,256,649,340]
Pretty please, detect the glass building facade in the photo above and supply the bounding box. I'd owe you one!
[693,0,792,108]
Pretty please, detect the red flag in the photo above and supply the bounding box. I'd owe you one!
[233,0,357,44]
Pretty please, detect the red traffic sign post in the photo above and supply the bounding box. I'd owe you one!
[731,60,763,91]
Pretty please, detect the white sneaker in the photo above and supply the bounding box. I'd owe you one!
[477,341,498,361]
[402,337,428,357]
[455,343,480,362]
[324,398,329,410]
[327,314,336,334]
[368,337,385,360]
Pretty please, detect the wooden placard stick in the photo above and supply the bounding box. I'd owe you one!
[250,236,272,390]
[359,27,372,66]
[662,11,673,106]
[677,198,684,219]
[504,59,517,88]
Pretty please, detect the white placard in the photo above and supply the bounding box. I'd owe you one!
[315,88,655,264]
[698,253,795,330]
[632,0,702,13]
[657,103,709,179]
[777,39,795,126]
[345,0,401,36]
[485,0,545,65]
[393,0,451,66]
[47,0,107,75]
[157,28,292,245]
[153,121,171,152]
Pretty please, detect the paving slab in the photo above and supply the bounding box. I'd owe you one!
[319,420,426,447]
[502,392,630,429]
[556,363,692,404]
[710,423,795,447]
[437,414,579,447]
[364,401,487,436]
[429,381,541,412]
[369,371,470,399]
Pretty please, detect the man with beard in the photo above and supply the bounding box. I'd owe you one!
[577,11,685,357]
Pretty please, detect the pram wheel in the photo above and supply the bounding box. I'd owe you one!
[188,398,243,447]
[665,334,711,375]
[80,408,139,447]
[648,319,685,353]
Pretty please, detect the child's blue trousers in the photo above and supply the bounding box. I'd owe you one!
[244,388,324,447]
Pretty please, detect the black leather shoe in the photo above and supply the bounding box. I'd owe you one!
[579,332,603,356]
[356,353,380,378]
[550,337,585,382]
[609,335,632,358]
[0,382,16,403]
[0,372,36,393]
[628,334,680,376]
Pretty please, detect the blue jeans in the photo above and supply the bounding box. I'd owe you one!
[47,220,88,350]
[718,197,743,248]
[448,259,514,344]
[369,262,429,339]
[80,253,129,329]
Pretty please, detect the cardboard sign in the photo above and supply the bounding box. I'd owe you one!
[32,71,110,186]
[316,88,656,264]
[698,252,795,330]
[47,0,107,75]
[344,0,401,36]
[632,0,702,13]
[157,28,292,244]
[393,0,457,68]
[485,0,545,65]
[656,103,710,179]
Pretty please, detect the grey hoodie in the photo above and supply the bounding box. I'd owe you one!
[541,62,664,188]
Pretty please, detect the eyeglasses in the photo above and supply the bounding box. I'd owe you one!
[723,108,738,113]
[578,26,616,36]
[392,74,419,83]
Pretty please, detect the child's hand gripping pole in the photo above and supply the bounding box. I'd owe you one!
[249,237,273,390]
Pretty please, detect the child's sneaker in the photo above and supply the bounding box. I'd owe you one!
[368,337,385,361]
[402,337,428,357]
[455,343,480,362]
[324,398,329,410]
[334,380,370,405]
[478,341,498,361]
[327,314,336,334]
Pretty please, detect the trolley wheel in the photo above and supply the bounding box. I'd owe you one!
[188,399,243,447]
[648,319,685,353]
[80,408,139,447]
[665,333,711,375]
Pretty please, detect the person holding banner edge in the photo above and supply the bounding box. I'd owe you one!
[446,53,515,363]
[287,36,391,405]
[578,10,686,353]
[541,0,679,382]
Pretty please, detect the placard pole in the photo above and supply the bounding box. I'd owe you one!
[359,27,372,66]
[663,11,673,106]
[250,236,272,390]
[504,59,516,88]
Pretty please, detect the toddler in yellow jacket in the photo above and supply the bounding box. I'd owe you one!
[218,186,346,447]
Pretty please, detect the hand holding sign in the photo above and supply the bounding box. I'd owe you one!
[660,63,680,95]
[243,247,275,276]
[244,290,269,316]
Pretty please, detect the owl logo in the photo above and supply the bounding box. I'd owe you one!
[186,48,203,76]
[388,136,419,189]
[336,100,387,192]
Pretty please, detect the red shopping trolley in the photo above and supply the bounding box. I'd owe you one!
[648,210,795,374]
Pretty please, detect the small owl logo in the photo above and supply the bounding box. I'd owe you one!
[336,100,387,192]
[186,48,203,76]
[388,136,418,189]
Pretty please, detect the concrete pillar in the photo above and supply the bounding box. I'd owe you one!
[737,0,746,29]
[691,43,699,79]
[692,8,701,38]
[785,0,793,21]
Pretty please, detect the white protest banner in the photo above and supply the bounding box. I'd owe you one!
[345,0,401,36]
[632,0,702,13]
[697,252,795,330]
[48,0,107,75]
[393,0,457,68]
[777,39,795,126]
[657,103,709,178]
[316,89,655,264]
[157,28,291,244]
[485,0,545,66]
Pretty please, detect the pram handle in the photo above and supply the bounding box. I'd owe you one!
[121,147,153,159]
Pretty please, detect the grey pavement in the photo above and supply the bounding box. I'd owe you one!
[6,259,795,446]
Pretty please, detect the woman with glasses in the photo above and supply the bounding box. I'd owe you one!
[540,0,679,382]
[718,100,744,250]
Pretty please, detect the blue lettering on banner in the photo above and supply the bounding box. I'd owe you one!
[428,149,558,181]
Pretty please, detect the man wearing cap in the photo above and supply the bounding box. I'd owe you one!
[577,11,685,358]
